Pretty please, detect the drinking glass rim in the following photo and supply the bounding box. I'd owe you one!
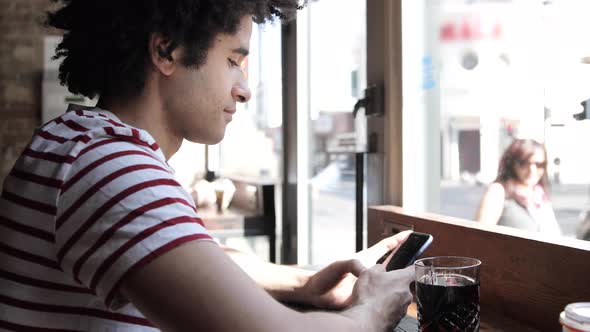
[415,256,481,269]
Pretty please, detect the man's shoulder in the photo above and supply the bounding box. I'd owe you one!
[36,108,162,160]
[9,108,170,200]
[63,108,158,146]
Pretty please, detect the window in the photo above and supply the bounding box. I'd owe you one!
[403,0,590,242]
[297,0,367,264]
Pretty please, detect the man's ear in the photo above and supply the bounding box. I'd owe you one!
[149,34,177,76]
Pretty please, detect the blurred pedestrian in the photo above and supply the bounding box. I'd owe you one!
[577,211,590,241]
[553,157,561,184]
[475,139,562,235]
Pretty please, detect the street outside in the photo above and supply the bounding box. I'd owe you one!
[228,179,590,264]
[310,180,590,264]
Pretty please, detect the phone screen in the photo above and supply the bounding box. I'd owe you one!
[382,232,433,271]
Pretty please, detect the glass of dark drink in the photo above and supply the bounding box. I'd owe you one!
[415,256,481,332]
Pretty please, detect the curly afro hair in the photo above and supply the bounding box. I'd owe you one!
[46,0,304,100]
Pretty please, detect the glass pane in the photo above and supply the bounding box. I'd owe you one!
[416,0,590,241]
[304,0,367,264]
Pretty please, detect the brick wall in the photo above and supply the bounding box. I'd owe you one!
[0,0,58,187]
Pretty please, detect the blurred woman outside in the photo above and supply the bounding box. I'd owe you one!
[475,138,562,235]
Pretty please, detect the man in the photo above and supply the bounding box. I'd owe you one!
[0,1,414,331]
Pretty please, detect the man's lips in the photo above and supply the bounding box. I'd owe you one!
[224,108,237,114]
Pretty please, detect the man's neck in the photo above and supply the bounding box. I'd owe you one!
[96,91,182,161]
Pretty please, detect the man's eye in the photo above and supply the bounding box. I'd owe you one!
[228,59,239,67]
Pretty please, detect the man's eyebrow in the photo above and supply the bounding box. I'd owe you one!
[232,47,250,57]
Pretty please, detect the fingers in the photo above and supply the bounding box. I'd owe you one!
[394,265,416,284]
[323,259,365,279]
[397,267,415,311]
[315,259,365,289]
[357,231,415,268]
[373,230,413,256]
[306,259,364,308]
[346,259,367,277]
[394,230,413,241]
[387,266,415,316]
[350,263,415,326]
[369,263,386,273]
[385,230,413,250]
[371,264,414,285]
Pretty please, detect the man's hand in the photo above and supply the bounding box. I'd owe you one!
[298,230,413,310]
[352,230,413,268]
[344,264,415,331]
[298,259,364,309]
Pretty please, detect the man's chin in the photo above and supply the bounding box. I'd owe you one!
[186,130,225,145]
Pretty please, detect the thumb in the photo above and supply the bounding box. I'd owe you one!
[379,230,413,251]
[392,265,416,284]
[332,259,366,278]
[313,259,365,291]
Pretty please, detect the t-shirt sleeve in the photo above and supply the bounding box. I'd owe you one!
[55,140,213,310]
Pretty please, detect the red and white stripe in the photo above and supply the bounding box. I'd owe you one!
[0,106,213,331]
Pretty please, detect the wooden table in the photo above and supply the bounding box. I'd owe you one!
[368,206,590,331]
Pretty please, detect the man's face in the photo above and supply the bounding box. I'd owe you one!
[162,16,252,144]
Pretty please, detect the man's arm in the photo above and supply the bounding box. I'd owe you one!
[221,245,315,303]
[221,230,413,309]
[121,240,414,332]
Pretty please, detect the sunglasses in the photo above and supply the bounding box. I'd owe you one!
[516,160,547,169]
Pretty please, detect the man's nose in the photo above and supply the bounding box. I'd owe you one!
[232,82,251,103]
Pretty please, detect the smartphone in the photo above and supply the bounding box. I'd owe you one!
[376,232,433,271]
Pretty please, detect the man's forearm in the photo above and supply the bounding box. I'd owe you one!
[222,245,315,303]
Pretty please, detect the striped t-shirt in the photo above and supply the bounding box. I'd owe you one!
[0,104,213,331]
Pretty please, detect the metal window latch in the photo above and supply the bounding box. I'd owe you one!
[353,84,384,118]
[574,98,590,121]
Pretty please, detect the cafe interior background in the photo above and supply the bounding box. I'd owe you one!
[1,0,590,267]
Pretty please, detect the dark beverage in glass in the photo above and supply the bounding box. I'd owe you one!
[417,274,480,331]
[415,257,481,332]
